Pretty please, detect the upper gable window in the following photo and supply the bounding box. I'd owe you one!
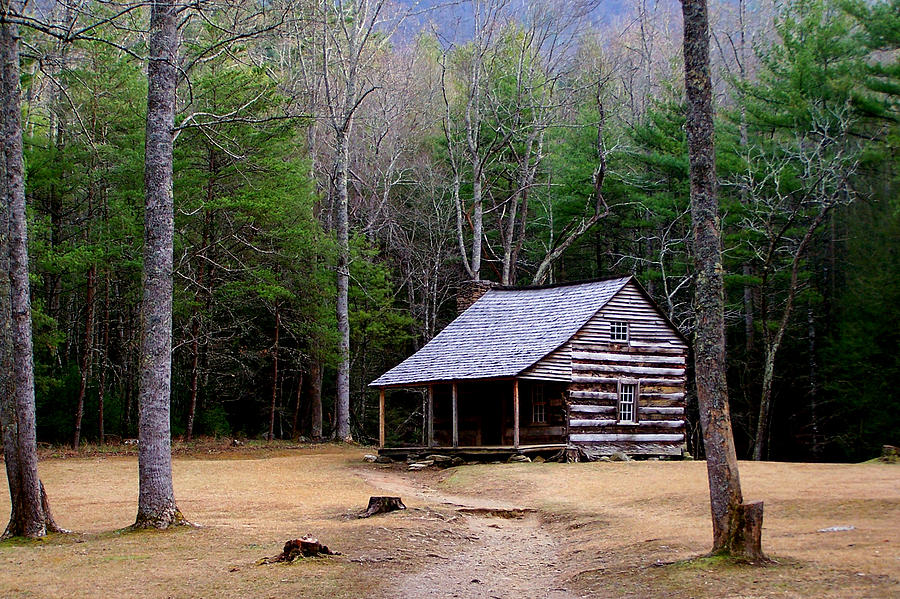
[609,320,629,343]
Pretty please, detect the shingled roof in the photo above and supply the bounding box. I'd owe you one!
[370,276,633,387]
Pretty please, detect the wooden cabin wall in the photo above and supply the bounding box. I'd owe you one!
[519,345,571,382]
[571,282,687,346]
[568,344,686,455]
[566,282,689,456]
[521,281,686,382]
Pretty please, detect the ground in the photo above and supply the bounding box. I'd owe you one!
[1,442,898,598]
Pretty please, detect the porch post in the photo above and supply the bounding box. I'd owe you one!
[427,384,434,448]
[379,388,386,448]
[452,382,458,448]
[513,379,520,449]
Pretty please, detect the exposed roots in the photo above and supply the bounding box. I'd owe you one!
[131,507,192,530]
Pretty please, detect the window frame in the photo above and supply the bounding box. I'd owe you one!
[617,380,639,424]
[609,320,630,343]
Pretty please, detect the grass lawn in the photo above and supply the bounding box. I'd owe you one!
[1,443,898,598]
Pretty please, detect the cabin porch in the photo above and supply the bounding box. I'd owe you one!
[377,378,568,450]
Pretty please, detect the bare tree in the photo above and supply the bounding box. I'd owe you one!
[603,0,683,127]
[134,0,290,527]
[308,359,323,439]
[267,304,280,442]
[1,0,63,539]
[440,0,607,286]
[133,0,186,529]
[742,111,860,460]
[531,76,610,285]
[306,0,419,440]
[440,0,511,282]
[681,0,763,558]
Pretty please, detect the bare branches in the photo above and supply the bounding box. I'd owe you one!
[532,75,610,285]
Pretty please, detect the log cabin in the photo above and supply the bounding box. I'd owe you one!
[370,276,689,459]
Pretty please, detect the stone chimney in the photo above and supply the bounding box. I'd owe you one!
[456,280,495,314]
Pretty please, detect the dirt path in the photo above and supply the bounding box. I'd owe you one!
[359,468,583,599]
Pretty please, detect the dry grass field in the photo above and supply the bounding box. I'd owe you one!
[1,443,898,598]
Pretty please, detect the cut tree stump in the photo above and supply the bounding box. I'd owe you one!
[732,501,765,561]
[360,496,406,518]
[265,536,335,563]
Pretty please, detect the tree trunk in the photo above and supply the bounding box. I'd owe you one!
[681,0,763,559]
[335,128,351,441]
[751,206,831,461]
[360,496,406,518]
[470,166,484,281]
[268,306,280,442]
[185,310,200,442]
[98,276,109,446]
[752,349,776,461]
[186,179,213,442]
[73,264,95,449]
[309,359,323,440]
[738,0,754,356]
[134,0,184,529]
[1,5,60,538]
[291,373,303,440]
[743,264,754,353]
[808,306,820,459]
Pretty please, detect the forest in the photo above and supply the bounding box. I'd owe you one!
[1,0,898,465]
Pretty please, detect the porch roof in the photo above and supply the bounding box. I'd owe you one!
[370,276,632,387]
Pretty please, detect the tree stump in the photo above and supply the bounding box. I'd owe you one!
[360,496,406,518]
[271,536,334,562]
[731,501,765,561]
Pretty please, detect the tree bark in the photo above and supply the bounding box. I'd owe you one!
[267,306,280,442]
[753,353,776,461]
[1,3,61,538]
[134,0,184,529]
[73,264,95,449]
[185,212,209,442]
[681,0,763,559]
[335,127,351,441]
[98,276,109,446]
[185,309,200,442]
[470,165,484,280]
[291,373,303,439]
[309,359,322,440]
[808,306,820,459]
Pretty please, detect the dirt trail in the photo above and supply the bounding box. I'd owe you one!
[359,468,583,599]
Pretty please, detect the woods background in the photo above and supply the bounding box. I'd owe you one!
[14,0,899,461]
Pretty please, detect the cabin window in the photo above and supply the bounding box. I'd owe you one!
[532,384,546,424]
[618,383,637,423]
[610,320,629,343]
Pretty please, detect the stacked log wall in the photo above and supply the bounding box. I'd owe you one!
[521,281,688,383]
[566,282,688,456]
[519,344,571,382]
